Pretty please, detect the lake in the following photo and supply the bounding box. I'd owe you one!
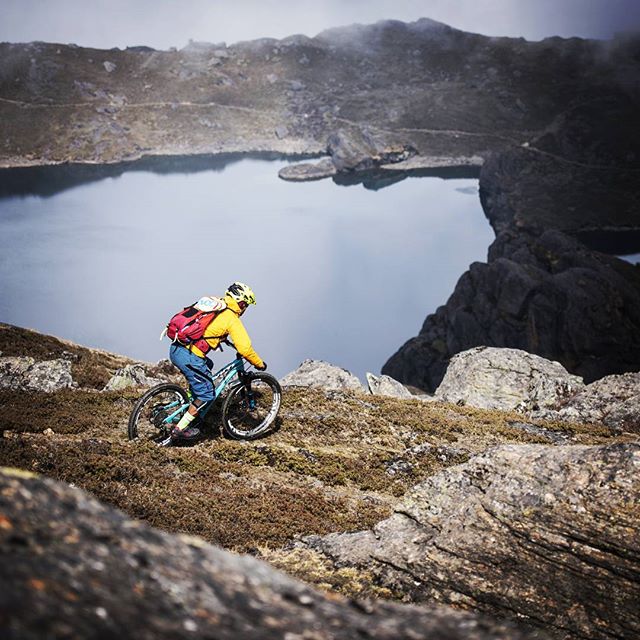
[0,157,493,382]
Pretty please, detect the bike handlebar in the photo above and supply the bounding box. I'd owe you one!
[220,338,260,370]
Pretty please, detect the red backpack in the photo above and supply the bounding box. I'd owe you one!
[162,296,226,354]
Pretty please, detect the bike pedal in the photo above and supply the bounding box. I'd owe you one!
[157,435,172,447]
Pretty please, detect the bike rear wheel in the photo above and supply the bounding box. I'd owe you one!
[128,383,189,443]
[221,373,281,440]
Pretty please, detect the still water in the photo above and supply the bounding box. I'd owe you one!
[0,157,493,382]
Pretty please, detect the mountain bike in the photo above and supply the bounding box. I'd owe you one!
[128,345,281,445]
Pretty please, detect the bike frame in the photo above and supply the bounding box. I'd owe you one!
[161,355,248,427]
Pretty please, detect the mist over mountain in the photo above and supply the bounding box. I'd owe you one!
[1,0,639,50]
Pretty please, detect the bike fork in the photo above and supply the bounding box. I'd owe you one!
[242,382,256,410]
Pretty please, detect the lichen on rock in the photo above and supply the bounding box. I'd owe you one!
[280,359,364,392]
[434,346,584,411]
[0,355,76,392]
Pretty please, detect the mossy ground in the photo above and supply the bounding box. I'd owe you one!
[259,546,399,600]
[0,325,633,591]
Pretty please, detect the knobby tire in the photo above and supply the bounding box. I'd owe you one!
[128,383,188,443]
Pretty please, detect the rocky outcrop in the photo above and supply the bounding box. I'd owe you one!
[531,372,640,433]
[366,372,414,399]
[102,363,164,391]
[427,347,640,432]
[281,362,417,398]
[299,443,640,640]
[280,359,364,392]
[434,346,584,411]
[383,227,640,391]
[327,128,415,172]
[279,127,417,182]
[0,322,143,390]
[0,468,540,640]
[0,355,75,392]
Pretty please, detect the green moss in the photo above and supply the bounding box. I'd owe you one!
[260,547,398,600]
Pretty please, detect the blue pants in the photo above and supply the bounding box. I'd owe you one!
[169,344,215,403]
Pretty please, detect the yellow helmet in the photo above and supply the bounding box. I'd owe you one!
[226,282,256,306]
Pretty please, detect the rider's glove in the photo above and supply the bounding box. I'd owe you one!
[256,361,267,371]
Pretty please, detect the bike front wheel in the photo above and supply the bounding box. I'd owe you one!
[128,383,189,443]
[221,373,282,440]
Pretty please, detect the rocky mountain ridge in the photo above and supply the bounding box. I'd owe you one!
[0,19,635,176]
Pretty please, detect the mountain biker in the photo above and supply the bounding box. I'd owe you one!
[169,282,267,442]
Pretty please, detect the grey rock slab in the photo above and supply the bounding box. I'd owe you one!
[280,359,364,392]
[0,356,75,392]
[301,442,640,640]
[366,372,414,399]
[0,356,34,389]
[531,371,640,433]
[0,468,541,640]
[102,363,164,392]
[434,346,584,411]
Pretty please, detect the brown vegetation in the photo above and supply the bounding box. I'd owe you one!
[0,323,632,593]
[0,380,625,562]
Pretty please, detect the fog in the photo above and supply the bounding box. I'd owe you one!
[1,0,639,49]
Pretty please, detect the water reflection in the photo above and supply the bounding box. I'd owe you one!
[0,158,493,382]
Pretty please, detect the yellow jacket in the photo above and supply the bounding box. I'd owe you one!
[190,294,264,368]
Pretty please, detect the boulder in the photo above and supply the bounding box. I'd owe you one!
[531,371,640,433]
[102,363,164,392]
[0,356,75,392]
[280,359,364,392]
[327,128,415,172]
[300,442,640,640]
[366,372,414,399]
[434,346,584,411]
[0,468,539,640]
